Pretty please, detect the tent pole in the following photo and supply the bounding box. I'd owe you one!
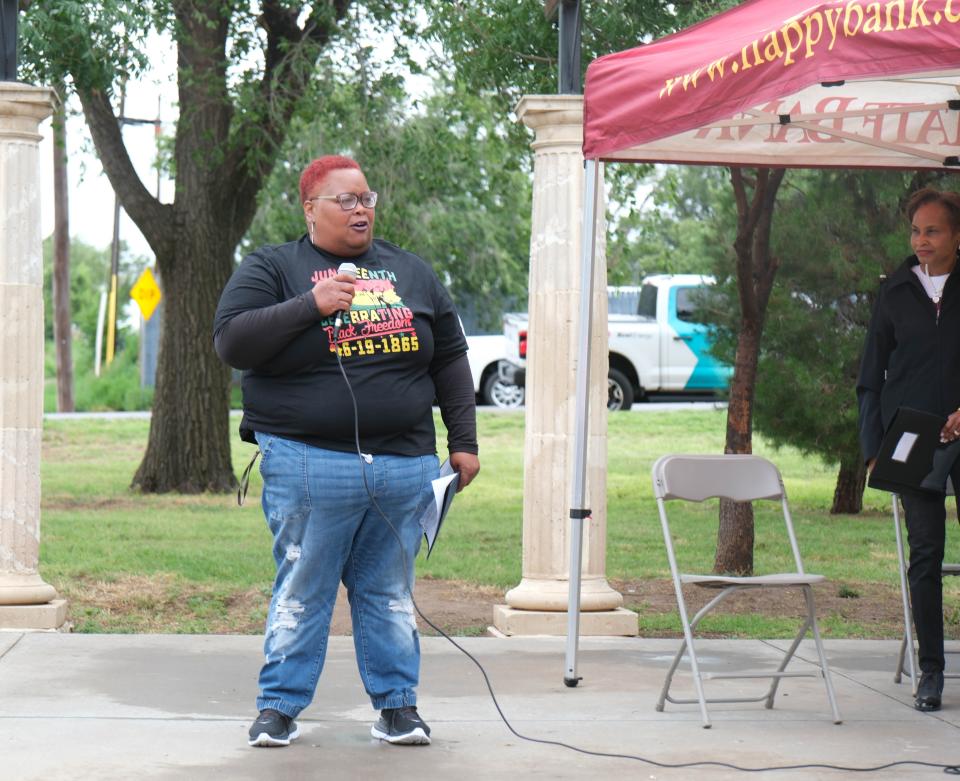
[564,157,601,687]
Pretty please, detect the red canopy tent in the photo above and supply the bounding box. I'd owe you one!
[563,0,960,683]
[585,0,960,168]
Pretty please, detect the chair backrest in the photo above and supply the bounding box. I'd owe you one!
[652,454,784,503]
[652,453,805,575]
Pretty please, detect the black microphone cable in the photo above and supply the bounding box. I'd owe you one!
[331,337,960,776]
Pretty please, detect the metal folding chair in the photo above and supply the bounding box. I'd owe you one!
[652,454,842,728]
[892,479,959,692]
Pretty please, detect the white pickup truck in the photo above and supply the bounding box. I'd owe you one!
[498,274,730,410]
[465,334,525,409]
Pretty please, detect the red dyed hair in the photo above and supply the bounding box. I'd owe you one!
[299,155,362,203]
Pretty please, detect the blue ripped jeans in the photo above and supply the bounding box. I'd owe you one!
[254,433,437,718]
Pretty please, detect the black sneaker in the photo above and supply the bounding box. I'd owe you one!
[248,708,300,747]
[370,706,431,745]
[915,671,944,712]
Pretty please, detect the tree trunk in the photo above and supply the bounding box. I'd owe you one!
[715,322,761,575]
[716,498,754,575]
[52,86,73,412]
[714,167,785,576]
[131,222,236,493]
[831,456,866,514]
[71,1,351,493]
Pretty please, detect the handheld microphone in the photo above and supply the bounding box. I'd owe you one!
[333,262,358,339]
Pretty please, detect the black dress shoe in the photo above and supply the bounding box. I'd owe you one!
[915,671,944,712]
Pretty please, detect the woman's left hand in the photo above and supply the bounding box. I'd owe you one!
[449,451,480,492]
[940,409,960,443]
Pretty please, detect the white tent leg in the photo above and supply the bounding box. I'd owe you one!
[564,158,602,687]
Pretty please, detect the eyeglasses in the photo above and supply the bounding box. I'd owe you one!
[307,191,378,210]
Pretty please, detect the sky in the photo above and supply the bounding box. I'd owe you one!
[37,57,176,263]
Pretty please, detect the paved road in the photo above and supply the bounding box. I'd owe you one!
[45,400,727,420]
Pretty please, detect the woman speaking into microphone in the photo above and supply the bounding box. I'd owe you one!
[214,155,479,749]
[857,187,960,713]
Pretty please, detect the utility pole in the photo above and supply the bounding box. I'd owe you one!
[139,96,163,389]
[52,83,73,410]
[105,83,126,366]
[104,88,162,369]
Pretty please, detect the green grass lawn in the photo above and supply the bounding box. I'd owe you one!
[38,409,960,635]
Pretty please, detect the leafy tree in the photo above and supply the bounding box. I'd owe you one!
[607,165,731,282]
[710,166,786,574]
[247,65,532,333]
[427,1,782,574]
[749,171,902,515]
[423,1,727,114]
[606,161,789,575]
[42,237,140,346]
[20,0,417,492]
[724,170,950,514]
[421,0,729,267]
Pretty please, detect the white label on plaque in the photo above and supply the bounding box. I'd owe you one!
[892,432,919,463]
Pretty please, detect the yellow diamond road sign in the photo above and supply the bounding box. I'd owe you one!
[131,268,162,321]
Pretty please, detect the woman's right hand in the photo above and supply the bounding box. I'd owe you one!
[311,272,356,317]
[939,409,960,443]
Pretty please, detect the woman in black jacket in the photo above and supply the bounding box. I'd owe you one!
[857,187,960,712]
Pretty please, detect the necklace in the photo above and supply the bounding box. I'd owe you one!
[924,266,948,302]
[921,263,950,321]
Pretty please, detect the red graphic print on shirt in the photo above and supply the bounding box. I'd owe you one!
[312,266,419,358]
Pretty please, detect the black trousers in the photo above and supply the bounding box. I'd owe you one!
[901,483,960,673]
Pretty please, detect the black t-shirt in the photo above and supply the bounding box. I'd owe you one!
[214,236,472,456]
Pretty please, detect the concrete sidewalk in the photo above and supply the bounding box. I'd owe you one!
[1,633,957,780]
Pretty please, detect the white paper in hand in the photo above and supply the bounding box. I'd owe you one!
[420,459,459,558]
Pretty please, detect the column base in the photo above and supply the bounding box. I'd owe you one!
[492,604,638,636]
[0,572,58,605]
[0,599,68,630]
[505,576,624,611]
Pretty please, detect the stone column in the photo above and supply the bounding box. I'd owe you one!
[0,83,67,630]
[492,95,636,636]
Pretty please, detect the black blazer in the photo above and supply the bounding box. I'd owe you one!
[857,255,960,463]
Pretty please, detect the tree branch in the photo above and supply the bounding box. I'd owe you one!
[76,87,173,257]
[752,167,786,317]
[730,167,758,323]
[172,0,232,198]
[220,0,352,243]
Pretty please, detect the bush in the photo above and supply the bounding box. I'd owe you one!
[45,330,154,412]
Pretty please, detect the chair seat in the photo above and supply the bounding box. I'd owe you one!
[681,572,826,588]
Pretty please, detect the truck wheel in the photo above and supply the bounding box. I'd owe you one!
[483,372,525,409]
[607,369,634,411]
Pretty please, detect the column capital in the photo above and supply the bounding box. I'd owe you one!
[515,94,583,149]
[0,84,56,141]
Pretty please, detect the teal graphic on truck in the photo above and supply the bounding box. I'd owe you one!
[499,274,730,410]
